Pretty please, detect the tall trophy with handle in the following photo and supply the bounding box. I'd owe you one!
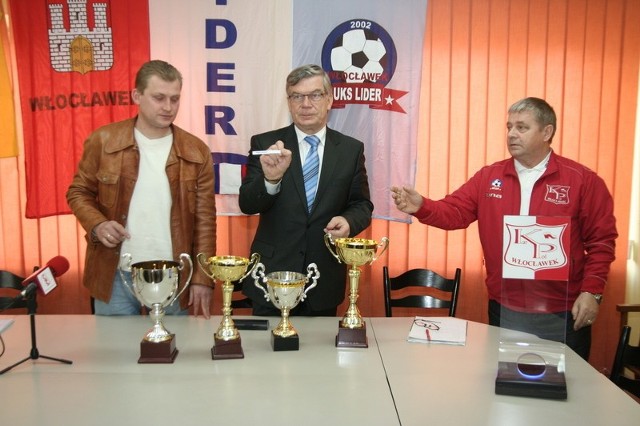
[197,253,260,359]
[252,263,319,351]
[325,234,389,348]
[120,253,193,363]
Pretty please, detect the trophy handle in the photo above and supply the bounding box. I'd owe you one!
[324,233,342,263]
[172,253,193,301]
[300,263,320,301]
[196,252,216,280]
[239,252,261,282]
[371,237,390,262]
[251,263,270,301]
[119,253,137,297]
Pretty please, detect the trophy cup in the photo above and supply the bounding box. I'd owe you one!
[325,234,389,348]
[120,253,193,363]
[197,253,260,360]
[252,263,320,351]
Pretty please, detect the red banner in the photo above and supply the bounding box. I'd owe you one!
[10,0,150,218]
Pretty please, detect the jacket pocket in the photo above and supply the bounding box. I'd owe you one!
[96,171,120,208]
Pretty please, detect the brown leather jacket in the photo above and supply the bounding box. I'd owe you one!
[66,118,216,307]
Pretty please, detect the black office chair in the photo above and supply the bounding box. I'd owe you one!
[0,270,29,312]
[383,266,461,317]
[610,325,640,400]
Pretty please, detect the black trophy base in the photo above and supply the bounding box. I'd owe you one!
[138,335,178,364]
[212,336,245,360]
[495,361,567,400]
[335,321,368,348]
[271,332,299,351]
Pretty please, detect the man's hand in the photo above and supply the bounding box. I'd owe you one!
[93,220,130,247]
[189,284,213,319]
[260,140,292,183]
[571,292,599,330]
[324,216,350,238]
[390,186,424,214]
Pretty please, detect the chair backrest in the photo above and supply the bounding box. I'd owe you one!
[0,270,28,311]
[383,266,461,317]
[610,325,640,399]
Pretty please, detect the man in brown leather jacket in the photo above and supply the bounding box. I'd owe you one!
[67,60,216,317]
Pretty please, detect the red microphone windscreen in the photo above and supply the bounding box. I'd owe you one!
[47,255,70,277]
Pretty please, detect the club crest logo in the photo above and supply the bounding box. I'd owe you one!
[47,0,114,74]
[545,185,570,205]
[321,19,407,113]
[504,222,568,272]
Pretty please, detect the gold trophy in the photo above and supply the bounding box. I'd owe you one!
[325,234,389,348]
[120,253,193,363]
[197,253,260,360]
[252,263,320,351]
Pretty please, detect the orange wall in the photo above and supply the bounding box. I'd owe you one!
[1,0,638,373]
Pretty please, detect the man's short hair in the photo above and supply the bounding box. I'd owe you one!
[508,97,557,141]
[286,64,332,96]
[135,60,183,93]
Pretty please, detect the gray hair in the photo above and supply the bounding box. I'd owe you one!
[508,97,557,141]
[286,64,332,95]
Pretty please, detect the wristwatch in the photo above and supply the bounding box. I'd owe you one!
[582,292,603,304]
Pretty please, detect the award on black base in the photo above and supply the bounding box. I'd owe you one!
[495,352,567,400]
[252,263,319,351]
[495,216,571,400]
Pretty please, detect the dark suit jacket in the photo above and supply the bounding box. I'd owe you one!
[239,124,373,311]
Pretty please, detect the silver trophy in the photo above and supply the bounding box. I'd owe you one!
[120,253,193,363]
[252,263,319,351]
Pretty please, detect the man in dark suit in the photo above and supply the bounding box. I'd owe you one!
[239,64,373,316]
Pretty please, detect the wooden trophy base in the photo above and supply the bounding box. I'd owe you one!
[212,336,245,360]
[335,321,368,348]
[138,335,178,363]
[271,332,299,351]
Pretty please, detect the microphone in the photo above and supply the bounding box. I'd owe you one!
[20,255,70,298]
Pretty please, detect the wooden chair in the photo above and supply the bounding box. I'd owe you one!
[383,267,461,317]
[610,325,640,400]
[617,304,640,331]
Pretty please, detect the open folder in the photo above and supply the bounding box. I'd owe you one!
[407,316,467,345]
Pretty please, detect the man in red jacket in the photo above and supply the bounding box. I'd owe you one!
[391,97,617,360]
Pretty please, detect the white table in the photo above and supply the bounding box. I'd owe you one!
[0,315,398,426]
[1,315,638,426]
[370,317,640,426]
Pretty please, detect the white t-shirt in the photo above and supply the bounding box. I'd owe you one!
[119,128,173,267]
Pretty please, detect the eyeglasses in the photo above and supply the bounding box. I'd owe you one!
[288,92,326,104]
[413,319,441,330]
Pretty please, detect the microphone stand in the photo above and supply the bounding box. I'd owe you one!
[0,288,73,375]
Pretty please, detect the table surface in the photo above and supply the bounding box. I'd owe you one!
[0,315,638,426]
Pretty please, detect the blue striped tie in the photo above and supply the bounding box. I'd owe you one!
[302,135,320,212]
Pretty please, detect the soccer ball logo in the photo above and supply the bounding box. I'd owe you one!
[330,29,387,83]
